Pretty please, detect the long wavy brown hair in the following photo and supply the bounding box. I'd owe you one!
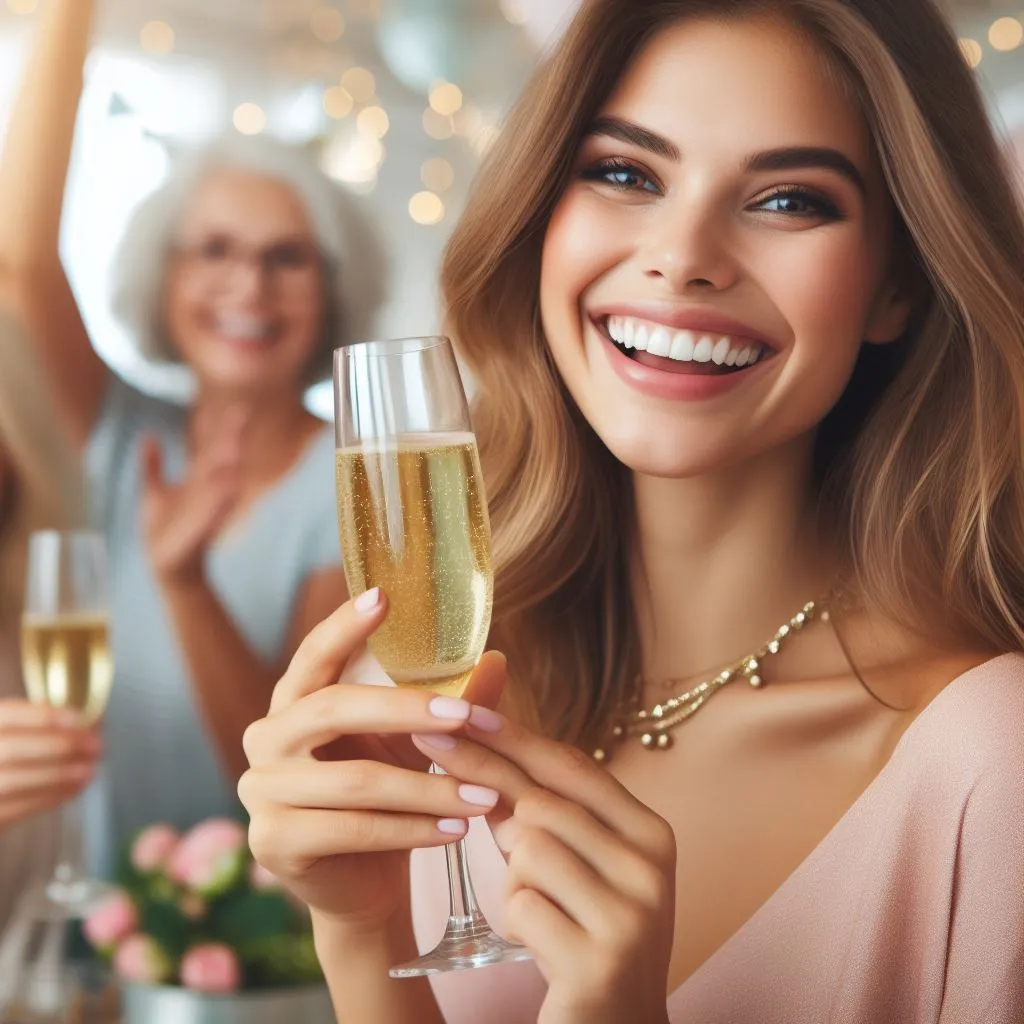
[443,0,1024,748]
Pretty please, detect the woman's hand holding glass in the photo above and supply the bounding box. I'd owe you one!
[0,700,99,828]
[241,593,675,1021]
[412,713,676,1024]
[238,592,506,930]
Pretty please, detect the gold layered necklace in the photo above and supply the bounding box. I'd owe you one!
[593,600,828,763]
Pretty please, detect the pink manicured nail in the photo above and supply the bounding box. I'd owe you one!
[429,697,471,721]
[459,785,499,808]
[438,819,468,836]
[413,733,457,751]
[354,588,381,613]
[469,706,505,733]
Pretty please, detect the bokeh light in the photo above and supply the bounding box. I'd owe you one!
[340,67,376,104]
[421,157,455,193]
[989,18,1023,52]
[323,86,354,119]
[357,106,390,139]
[140,21,176,55]
[429,82,464,117]
[233,103,267,135]
[310,6,345,43]
[409,191,445,226]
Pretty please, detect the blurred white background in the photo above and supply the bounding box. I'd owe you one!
[0,0,1021,417]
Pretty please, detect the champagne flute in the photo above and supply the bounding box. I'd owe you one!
[21,530,114,916]
[334,336,532,977]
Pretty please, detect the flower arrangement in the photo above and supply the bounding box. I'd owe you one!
[84,819,321,994]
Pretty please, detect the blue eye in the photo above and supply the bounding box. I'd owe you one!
[580,160,661,194]
[755,189,842,219]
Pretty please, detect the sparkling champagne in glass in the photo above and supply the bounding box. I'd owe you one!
[334,336,531,977]
[21,530,114,916]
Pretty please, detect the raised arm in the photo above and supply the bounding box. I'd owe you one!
[0,0,108,448]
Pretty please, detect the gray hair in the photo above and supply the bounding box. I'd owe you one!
[109,134,390,385]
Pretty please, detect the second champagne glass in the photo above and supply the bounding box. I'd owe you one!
[334,336,532,977]
[21,530,114,917]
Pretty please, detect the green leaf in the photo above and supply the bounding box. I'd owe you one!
[205,892,294,951]
[140,900,191,961]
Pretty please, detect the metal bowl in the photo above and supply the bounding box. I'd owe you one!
[121,983,335,1024]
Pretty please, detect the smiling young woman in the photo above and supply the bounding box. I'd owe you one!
[237,2,1024,1022]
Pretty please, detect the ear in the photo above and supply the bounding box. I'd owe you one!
[864,281,912,345]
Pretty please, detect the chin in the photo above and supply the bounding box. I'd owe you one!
[587,420,736,479]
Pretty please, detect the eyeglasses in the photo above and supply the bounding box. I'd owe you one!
[171,235,325,293]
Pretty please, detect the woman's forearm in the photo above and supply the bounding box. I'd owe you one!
[0,0,94,269]
[312,910,446,1024]
[158,578,278,782]
[0,0,106,446]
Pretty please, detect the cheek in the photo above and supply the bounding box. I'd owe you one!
[761,229,883,359]
[161,271,197,357]
[540,194,623,361]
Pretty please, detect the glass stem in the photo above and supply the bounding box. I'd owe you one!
[444,837,489,935]
[51,796,83,890]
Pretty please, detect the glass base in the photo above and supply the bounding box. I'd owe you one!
[29,876,117,922]
[390,912,533,978]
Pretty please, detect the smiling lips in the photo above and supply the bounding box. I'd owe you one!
[604,315,768,373]
[211,313,276,345]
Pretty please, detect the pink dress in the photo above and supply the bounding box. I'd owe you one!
[411,653,1024,1023]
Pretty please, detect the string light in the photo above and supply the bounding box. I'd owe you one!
[140,21,175,55]
[6,0,38,13]
[409,191,445,226]
[357,106,390,139]
[421,157,455,193]
[310,6,345,43]
[423,108,455,140]
[429,82,464,117]
[988,17,1023,52]
[958,38,983,68]
[233,103,267,135]
[323,86,354,119]
[341,67,376,104]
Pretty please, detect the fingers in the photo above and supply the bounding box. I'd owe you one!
[0,727,101,767]
[267,592,390,712]
[460,652,507,713]
[247,807,470,874]
[0,700,85,731]
[508,789,673,912]
[0,785,85,828]
[238,759,499,818]
[0,759,95,800]
[140,435,165,496]
[505,887,584,971]
[460,710,673,858]
[247,680,473,764]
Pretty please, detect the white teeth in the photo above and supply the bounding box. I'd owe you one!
[647,327,671,357]
[669,330,695,361]
[215,314,272,340]
[604,316,769,369]
[692,336,714,363]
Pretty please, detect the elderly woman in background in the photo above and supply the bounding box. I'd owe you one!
[0,0,387,872]
[0,314,100,927]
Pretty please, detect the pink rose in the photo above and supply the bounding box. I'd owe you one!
[180,943,242,994]
[113,934,173,985]
[83,890,138,951]
[248,861,281,892]
[168,819,247,896]
[130,824,180,874]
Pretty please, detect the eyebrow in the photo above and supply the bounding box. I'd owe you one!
[585,115,867,194]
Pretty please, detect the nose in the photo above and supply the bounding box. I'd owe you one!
[639,195,739,294]
[225,255,271,300]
